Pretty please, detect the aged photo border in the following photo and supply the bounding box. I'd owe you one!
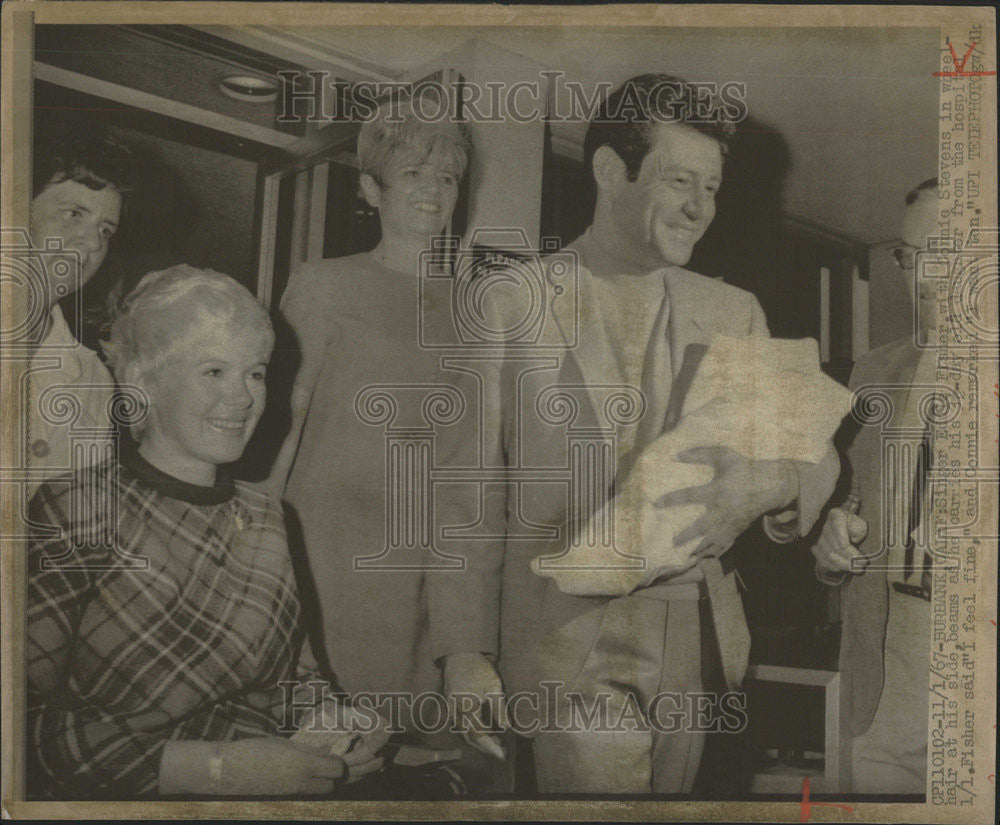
[2,3,996,821]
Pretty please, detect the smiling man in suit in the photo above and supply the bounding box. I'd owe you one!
[438,74,840,794]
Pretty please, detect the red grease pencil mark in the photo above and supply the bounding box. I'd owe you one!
[933,40,997,77]
[800,776,854,822]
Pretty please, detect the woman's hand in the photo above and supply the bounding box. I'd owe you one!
[159,737,344,796]
[291,700,390,782]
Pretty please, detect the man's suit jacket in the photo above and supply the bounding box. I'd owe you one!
[436,246,840,706]
[835,337,924,736]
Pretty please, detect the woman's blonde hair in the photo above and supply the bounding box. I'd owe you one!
[103,264,273,435]
[357,93,472,188]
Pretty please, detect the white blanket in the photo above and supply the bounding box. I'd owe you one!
[533,335,854,596]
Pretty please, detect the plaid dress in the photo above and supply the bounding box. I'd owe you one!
[26,445,327,799]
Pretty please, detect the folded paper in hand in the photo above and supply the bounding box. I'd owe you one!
[533,334,853,596]
[290,702,361,757]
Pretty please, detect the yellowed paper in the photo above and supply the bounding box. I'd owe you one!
[2,4,996,821]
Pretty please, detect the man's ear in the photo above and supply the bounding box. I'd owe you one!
[592,145,628,194]
[359,173,382,209]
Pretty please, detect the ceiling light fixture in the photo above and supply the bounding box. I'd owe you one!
[218,74,280,103]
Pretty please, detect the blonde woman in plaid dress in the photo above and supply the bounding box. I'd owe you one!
[26,266,386,799]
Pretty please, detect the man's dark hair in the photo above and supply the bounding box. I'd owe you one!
[32,129,138,204]
[905,177,938,205]
[583,74,739,182]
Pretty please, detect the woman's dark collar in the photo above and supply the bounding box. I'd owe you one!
[120,437,235,505]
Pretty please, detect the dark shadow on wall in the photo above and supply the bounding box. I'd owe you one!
[687,114,791,325]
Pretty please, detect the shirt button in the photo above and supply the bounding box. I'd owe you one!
[31,439,50,458]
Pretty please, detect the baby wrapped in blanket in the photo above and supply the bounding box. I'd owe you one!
[533,334,853,596]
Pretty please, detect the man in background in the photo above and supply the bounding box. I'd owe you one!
[811,178,939,795]
[24,129,136,498]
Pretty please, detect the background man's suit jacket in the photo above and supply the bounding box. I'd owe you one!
[836,337,925,736]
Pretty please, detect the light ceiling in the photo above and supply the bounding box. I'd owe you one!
[200,25,941,245]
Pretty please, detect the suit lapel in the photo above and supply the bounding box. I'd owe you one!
[662,342,708,433]
[632,271,675,449]
[661,271,708,433]
[547,257,722,446]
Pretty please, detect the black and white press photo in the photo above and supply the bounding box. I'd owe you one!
[0,4,996,822]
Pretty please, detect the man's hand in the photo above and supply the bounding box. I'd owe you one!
[442,652,507,761]
[811,507,869,574]
[656,447,799,557]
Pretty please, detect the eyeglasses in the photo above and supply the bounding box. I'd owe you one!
[889,244,917,271]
